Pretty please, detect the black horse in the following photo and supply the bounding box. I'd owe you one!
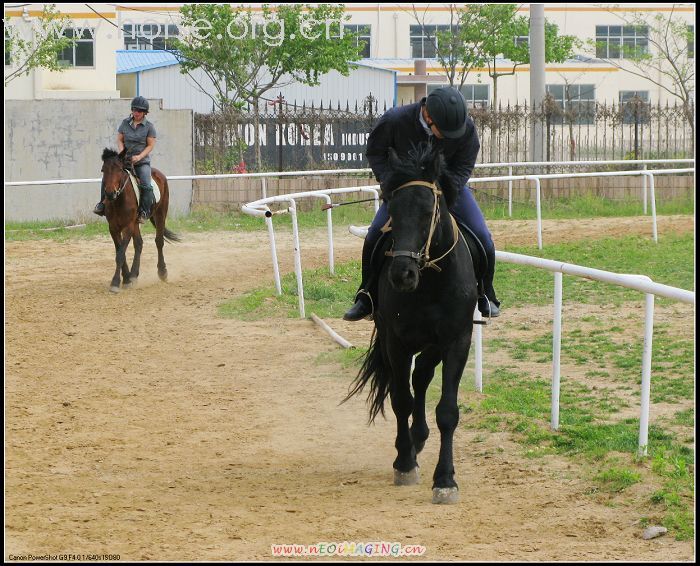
[346,142,478,504]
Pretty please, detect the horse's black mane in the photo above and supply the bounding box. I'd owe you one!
[382,142,459,207]
[102,148,120,161]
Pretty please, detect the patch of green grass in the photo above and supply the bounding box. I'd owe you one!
[498,233,694,308]
[592,467,642,493]
[4,206,377,242]
[479,193,694,221]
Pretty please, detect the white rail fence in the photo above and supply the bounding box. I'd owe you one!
[5,159,693,222]
[6,161,694,453]
[240,167,694,455]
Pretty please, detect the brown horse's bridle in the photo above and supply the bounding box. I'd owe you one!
[384,180,460,273]
[105,168,131,201]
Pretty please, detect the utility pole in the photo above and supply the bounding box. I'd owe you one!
[530,4,546,162]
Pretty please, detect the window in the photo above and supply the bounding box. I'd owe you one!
[546,84,596,124]
[344,24,371,58]
[58,28,95,67]
[123,24,179,50]
[428,84,489,109]
[410,25,453,58]
[619,90,650,124]
[515,35,529,48]
[595,25,648,59]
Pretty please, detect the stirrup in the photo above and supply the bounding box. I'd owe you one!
[93,202,105,216]
[343,289,374,321]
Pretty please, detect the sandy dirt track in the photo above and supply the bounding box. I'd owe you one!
[4,215,695,561]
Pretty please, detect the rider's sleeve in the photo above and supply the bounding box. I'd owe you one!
[366,112,393,183]
[446,119,480,188]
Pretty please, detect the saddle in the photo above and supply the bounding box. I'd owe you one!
[370,215,489,297]
[125,169,161,206]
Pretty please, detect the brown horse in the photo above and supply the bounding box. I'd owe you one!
[100,148,180,293]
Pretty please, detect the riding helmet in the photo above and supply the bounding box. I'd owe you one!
[425,87,467,139]
[131,96,149,113]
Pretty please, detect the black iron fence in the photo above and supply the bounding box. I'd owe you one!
[194,98,694,173]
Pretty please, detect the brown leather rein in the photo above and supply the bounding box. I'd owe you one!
[384,180,460,273]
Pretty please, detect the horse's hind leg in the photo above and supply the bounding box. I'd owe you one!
[129,224,143,283]
[432,334,472,504]
[154,210,167,281]
[386,337,419,486]
[411,346,441,455]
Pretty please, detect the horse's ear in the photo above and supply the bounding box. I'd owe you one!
[387,147,402,172]
[118,148,128,161]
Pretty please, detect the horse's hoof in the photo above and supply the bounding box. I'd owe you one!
[158,271,167,282]
[109,286,120,294]
[122,281,133,289]
[394,467,419,486]
[432,487,459,504]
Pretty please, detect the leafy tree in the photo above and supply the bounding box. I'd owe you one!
[410,4,486,89]
[174,3,362,169]
[475,5,578,110]
[591,4,694,141]
[4,4,77,86]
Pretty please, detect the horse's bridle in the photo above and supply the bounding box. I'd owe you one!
[105,167,132,201]
[384,180,460,273]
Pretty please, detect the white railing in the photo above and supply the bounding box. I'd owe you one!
[241,170,694,454]
[8,164,691,249]
[341,225,696,456]
[242,166,693,316]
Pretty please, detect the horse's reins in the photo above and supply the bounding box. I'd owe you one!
[384,180,460,273]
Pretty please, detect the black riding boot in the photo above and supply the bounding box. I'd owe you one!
[93,180,106,216]
[343,236,377,321]
[478,251,501,318]
[138,184,155,224]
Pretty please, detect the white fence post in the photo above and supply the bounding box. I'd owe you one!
[288,198,305,318]
[551,272,563,431]
[638,293,655,456]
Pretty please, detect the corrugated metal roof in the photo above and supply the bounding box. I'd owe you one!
[117,50,180,74]
[117,51,396,76]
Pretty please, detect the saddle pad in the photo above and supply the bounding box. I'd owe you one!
[126,170,161,205]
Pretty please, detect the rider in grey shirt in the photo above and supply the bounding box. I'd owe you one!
[94,96,157,223]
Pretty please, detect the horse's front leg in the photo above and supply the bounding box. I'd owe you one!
[385,335,419,486]
[432,332,472,504]
[109,227,133,293]
[130,224,143,282]
[411,345,442,455]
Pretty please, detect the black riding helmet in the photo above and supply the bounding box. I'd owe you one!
[131,96,149,113]
[424,87,467,139]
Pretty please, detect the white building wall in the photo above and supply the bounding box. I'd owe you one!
[133,64,395,113]
[4,3,120,100]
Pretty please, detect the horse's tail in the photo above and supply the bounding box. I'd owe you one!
[342,328,391,424]
[150,217,182,244]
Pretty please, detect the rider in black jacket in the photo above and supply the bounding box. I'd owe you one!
[343,87,500,321]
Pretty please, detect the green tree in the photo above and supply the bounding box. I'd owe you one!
[174,3,362,170]
[4,4,77,86]
[475,5,578,110]
[410,4,486,89]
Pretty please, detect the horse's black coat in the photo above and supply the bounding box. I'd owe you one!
[346,142,477,501]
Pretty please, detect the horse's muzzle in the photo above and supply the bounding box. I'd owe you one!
[389,257,420,292]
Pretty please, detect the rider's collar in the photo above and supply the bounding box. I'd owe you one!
[418,106,433,137]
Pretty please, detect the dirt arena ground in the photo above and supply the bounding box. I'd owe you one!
[5,215,695,561]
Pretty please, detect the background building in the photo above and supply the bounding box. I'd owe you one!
[4,3,695,106]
